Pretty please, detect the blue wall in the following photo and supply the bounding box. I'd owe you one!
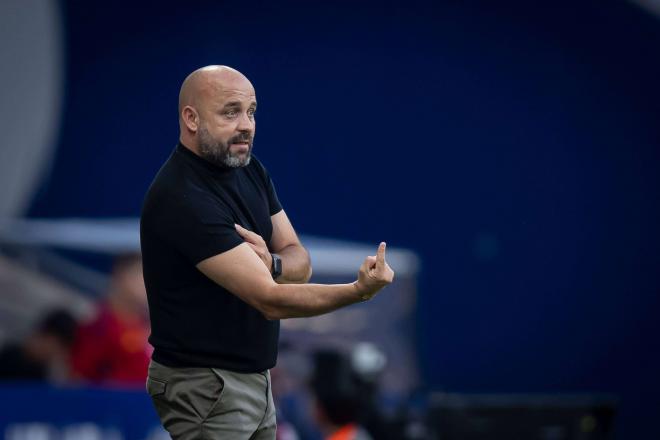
[0,384,162,440]
[29,1,660,436]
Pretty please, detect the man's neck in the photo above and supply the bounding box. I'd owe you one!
[179,137,201,156]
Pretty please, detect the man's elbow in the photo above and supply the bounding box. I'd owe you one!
[298,250,313,283]
[256,286,287,320]
[290,261,312,284]
[280,251,312,284]
[260,302,290,320]
[302,265,313,283]
[262,308,283,321]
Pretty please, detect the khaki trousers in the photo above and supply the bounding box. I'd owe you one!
[146,360,276,440]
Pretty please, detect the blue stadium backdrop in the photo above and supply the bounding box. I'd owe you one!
[22,0,660,437]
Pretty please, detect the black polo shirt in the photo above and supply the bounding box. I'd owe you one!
[140,142,282,372]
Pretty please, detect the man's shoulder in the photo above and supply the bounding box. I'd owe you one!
[144,152,210,207]
[143,181,219,221]
[146,149,192,191]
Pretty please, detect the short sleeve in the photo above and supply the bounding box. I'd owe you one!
[266,173,282,216]
[158,193,244,265]
[252,157,282,216]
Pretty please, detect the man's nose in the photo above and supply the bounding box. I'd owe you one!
[237,111,254,132]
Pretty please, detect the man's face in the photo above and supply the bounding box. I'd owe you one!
[196,77,256,168]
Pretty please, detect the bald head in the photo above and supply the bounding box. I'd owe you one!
[178,65,254,115]
[178,66,257,168]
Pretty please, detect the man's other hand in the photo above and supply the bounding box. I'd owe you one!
[235,224,273,271]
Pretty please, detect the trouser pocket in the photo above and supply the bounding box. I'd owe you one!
[146,374,172,429]
[147,360,225,426]
[146,376,167,397]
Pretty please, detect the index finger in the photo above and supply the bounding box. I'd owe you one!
[376,242,386,268]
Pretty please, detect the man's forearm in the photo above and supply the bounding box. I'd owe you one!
[276,244,312,284]
[197,241,393,322]
[261,281,361,320]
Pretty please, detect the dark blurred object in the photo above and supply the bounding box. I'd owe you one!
[311,347,429,440]
[429,393,617,440]
[311,350,373,440]
[70,253,151,386]
[0,308,76,381]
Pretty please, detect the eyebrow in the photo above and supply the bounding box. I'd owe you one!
[222,101,257,109]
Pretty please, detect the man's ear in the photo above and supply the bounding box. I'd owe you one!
[182,106,199,132]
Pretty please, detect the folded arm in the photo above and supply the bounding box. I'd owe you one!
[235,210,312,283]
[197,241,394,320]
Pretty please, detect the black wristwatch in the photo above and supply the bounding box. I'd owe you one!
[270,253,282,279]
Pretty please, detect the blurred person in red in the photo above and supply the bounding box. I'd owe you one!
[70,253,151,386]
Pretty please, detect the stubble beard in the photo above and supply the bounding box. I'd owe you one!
[198,124,252,168]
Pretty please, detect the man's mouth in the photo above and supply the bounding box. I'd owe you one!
[231,142,250,152]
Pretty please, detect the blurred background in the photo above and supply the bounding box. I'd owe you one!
[1,0,659,438]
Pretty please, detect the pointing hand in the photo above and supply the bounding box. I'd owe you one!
[354,242,395,301]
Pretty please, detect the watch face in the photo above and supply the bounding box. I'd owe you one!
[272,254,282,278]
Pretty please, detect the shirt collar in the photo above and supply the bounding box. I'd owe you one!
[176,141,236,176]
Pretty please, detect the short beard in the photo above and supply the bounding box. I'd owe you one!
[198,124,252,168]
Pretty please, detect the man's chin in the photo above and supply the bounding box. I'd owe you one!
[224,153,251,168]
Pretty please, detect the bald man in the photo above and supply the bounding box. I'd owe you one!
[140,66,394,440]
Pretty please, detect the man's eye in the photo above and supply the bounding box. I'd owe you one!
[225,110,237,118]
[248,109,256,117]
